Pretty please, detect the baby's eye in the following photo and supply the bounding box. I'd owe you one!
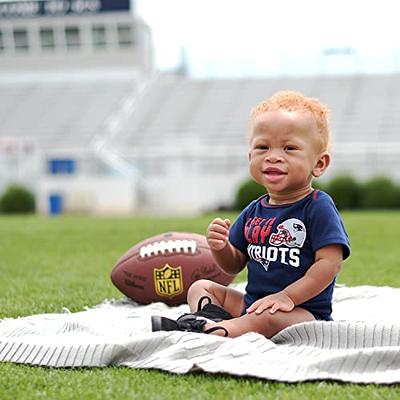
[255,145,269,150]
[285,145,297,151]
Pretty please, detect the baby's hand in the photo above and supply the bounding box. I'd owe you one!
[207,218,231,251]
[246,291,295,315]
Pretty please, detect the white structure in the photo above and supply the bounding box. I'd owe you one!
[0,0,152,215]
[0,0,152,72]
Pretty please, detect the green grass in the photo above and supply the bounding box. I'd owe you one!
[0,212,399,399]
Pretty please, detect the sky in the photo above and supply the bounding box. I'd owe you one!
[136,0,400,77]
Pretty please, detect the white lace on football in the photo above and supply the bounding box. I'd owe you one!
[139,240,197,258]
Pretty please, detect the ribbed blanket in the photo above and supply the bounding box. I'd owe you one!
[1,284,399,384]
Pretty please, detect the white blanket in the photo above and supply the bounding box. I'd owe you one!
[1,284,400,384]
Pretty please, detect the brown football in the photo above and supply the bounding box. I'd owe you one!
[110,232,235,305]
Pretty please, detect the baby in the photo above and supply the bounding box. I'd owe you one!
[152,90,350,338]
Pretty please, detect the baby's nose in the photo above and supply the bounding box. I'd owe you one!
[265,149,283,162]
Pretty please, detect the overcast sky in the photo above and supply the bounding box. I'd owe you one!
[136,0,400,77]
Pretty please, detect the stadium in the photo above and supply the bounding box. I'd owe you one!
[1,1,400,399]
[1,0,400,215]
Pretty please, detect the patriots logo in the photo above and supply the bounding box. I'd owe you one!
[293,223,304,232]
[269,218,306,248]
[255,258,271,272]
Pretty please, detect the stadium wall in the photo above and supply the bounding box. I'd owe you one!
[38,176,137,215]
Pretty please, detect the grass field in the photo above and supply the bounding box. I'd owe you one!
[0,212,399,399]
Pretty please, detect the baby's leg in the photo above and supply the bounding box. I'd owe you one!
[187,279,244,318]
[206,307,315,338]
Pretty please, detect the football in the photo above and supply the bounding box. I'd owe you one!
[110,232,235,305]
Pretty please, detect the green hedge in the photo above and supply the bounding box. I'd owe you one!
[361,176,400,209]
[0,185,36,214]
[234,178,266,210]
[325,175,361,210]
[234,175,400,210]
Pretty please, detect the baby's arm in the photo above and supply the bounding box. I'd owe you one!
[207,218,247,275]
[247,244,343,314]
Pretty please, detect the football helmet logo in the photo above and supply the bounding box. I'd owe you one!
[269,218,306,248]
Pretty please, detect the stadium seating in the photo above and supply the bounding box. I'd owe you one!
[1,72,400,213]
[2,72,399,153]
[114,73,400,148]
[0,72,139,149]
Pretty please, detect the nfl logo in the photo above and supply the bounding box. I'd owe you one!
[153,264,183,298]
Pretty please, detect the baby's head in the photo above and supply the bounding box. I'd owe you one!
[249,90,331,153]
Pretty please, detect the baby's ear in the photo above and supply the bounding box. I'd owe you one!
[312,152,331,177]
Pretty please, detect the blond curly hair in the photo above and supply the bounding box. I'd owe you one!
[249,90,331,152]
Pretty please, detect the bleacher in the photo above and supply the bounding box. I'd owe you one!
[2,71,400,171]
[1,72,400,213]
[2,72,399,152]
[114,73,400,148]
[0,71,140,150]
[110,73,400,185]
[2,72,400,157]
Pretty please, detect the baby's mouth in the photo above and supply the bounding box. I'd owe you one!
[263,167,287,182]
[263,167,287,176]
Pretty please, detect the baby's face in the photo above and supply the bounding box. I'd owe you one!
[249,109,323,200]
